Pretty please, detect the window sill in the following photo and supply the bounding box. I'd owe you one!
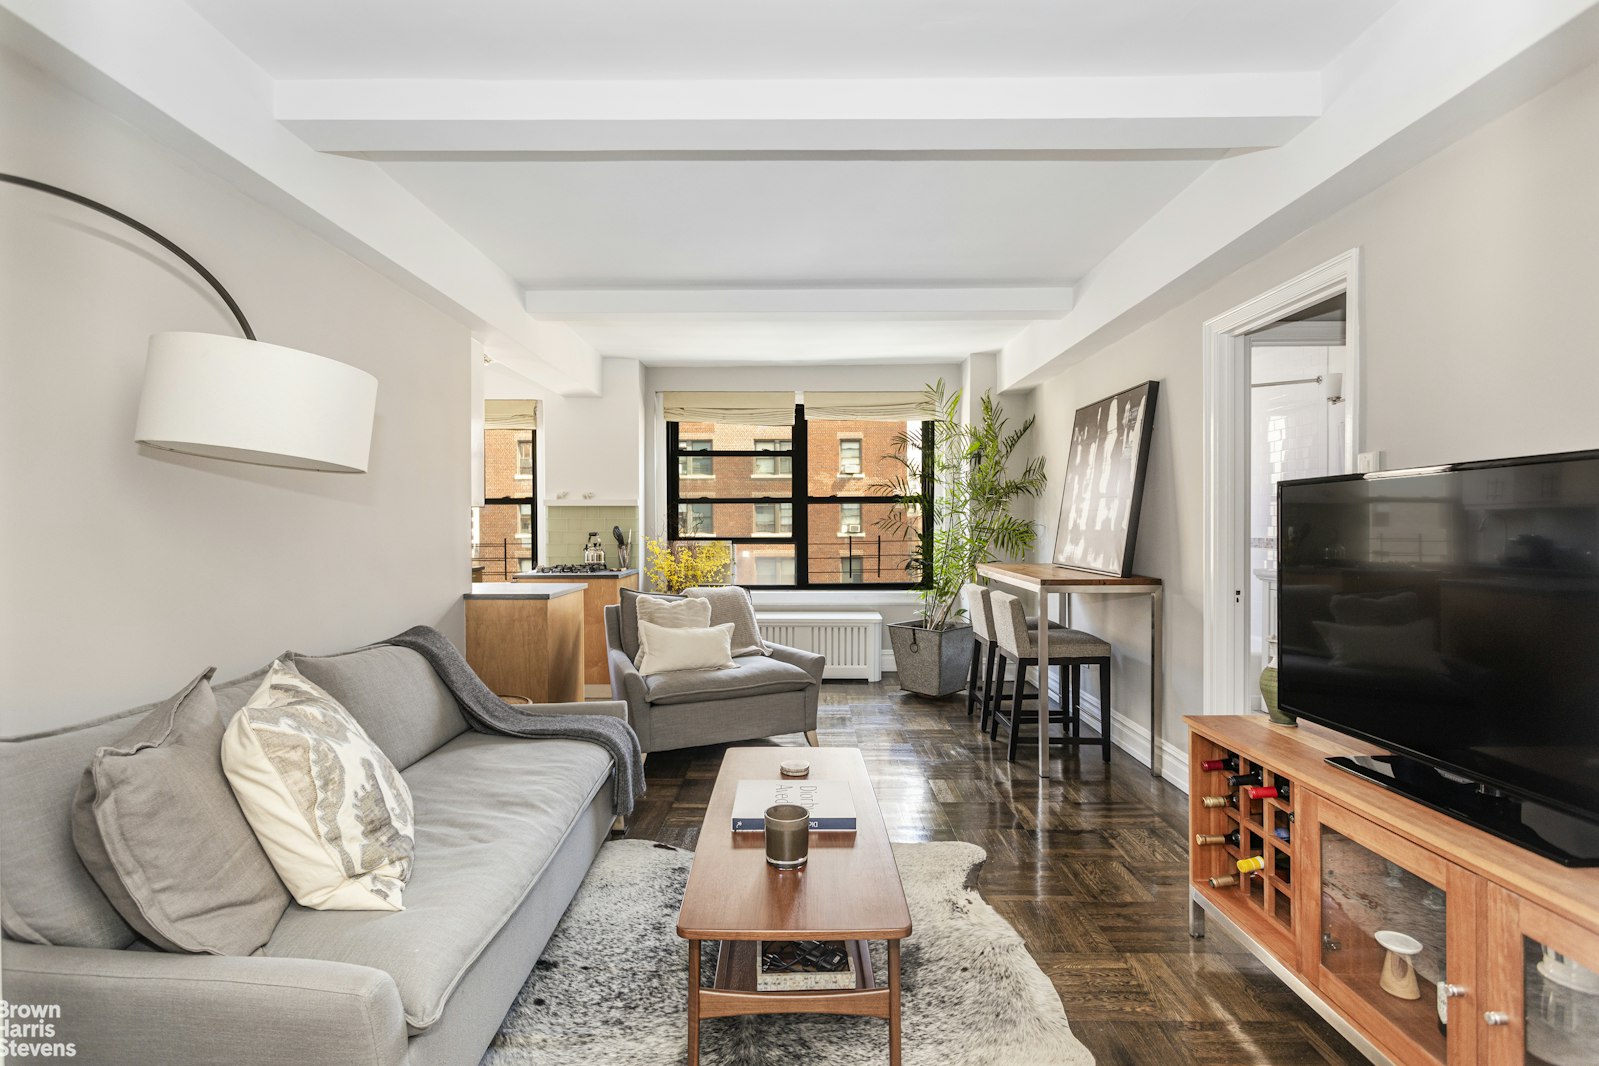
[750,588,923,609]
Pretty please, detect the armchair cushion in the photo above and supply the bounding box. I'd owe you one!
[642,654,816,706]
[618,587,687,661]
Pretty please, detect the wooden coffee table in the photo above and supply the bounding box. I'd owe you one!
[677,747,912,1065]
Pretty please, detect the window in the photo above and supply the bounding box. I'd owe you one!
[678,501,714,536]
[838,438,862,476]
[755,556,797,585]
[753,439,793,477]
[754,502,792,535]
[667,406,931,588]
[679,439,713,477]
[479,425,536,577]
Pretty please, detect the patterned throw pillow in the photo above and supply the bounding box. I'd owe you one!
[222,660,415,911]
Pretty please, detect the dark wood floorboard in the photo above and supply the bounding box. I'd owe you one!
[624,677,1366,1065]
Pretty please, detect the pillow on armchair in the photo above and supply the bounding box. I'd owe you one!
[635,621,737,676]
[619,587,709,660]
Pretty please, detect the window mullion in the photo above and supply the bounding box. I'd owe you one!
[793,403,809,586]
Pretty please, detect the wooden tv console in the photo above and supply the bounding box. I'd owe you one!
[1187,715,1599,1066]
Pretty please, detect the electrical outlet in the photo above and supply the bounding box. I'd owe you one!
[1357,450,1384,473]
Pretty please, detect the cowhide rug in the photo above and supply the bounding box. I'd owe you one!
[483,839,1095,1066]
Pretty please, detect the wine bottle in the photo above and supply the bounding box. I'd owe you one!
[1226,770,1264,788]
[1199,755,1240,773]
[1194,830,1242,847]
[1207,874,1239,888]
[1236,855,1266,874]
[1246,782,1290,801]
[1199,793,1239,809]
[1273,827,1291,843]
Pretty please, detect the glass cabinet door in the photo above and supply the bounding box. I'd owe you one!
[1484,884,1599,1066]
[1312,799,1473,1066]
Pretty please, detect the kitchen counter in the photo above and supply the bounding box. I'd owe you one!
[466,581,586,599]
[513,569,640,580]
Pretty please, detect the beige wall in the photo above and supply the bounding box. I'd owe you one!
[1025,57,1599,772]
[0,55,471,733]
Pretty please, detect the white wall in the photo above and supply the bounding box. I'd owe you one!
[0,54,470,733]
[1028,56,1599,780]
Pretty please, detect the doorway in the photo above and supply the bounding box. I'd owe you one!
[1246,297,1348,705]
[1201,250,1363,717]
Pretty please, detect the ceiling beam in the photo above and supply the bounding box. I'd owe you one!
[525,286,1074,319]
[275,74,1321,156]
[0,0,603,395]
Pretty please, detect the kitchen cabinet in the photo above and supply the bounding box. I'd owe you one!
[464,583,585,703]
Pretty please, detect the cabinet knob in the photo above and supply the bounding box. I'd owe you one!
[1483,1011,1512,1026]
[1442,984,1468,999]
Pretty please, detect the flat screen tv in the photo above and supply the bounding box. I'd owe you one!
[1277,449,1599,865]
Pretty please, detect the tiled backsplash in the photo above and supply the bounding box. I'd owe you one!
[545,506,640,566]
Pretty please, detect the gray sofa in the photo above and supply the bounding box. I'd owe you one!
[0,642,622,1066]
[604,603,823,752]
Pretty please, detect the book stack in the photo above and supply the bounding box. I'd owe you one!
[731,779,857,831]
[756,940,857,991]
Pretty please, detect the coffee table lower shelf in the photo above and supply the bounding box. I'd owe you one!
[687,938,901,1064]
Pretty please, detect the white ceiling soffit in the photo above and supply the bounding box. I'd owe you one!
[560,319,1033,366]
[999,0,1599,390]
[0,0,603,396]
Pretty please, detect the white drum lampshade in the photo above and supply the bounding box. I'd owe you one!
[135,332,379,473]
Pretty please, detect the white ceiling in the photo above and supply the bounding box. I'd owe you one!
[187,0,1397,80]
[380,157,1212,289]
[176,0,1405,367]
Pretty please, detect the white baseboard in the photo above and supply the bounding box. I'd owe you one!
[879,649,896,676]
[1046,674,1190,792]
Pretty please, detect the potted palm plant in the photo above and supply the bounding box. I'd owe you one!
[875,381,1047,696]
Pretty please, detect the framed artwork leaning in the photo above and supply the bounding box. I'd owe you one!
[1052,380,1159,577]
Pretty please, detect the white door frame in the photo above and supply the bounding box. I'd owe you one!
[1201,249,1364,717]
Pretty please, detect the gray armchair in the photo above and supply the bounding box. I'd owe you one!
[605,604,822,753]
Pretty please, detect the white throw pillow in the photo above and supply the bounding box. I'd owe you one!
[632,595,712,665]
[221,660,415,911]
[635,620,737,676]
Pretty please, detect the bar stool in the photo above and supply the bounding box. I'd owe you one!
[962,583,1065,732]
[989,589,1113,763]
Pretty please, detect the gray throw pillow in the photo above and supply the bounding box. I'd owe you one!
[619,587,686,661]
[71,669,291,955]
[687,585,770,657]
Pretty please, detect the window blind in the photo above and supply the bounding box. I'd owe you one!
[662,391,796,425]
[802,391,933,422]
[484,400,537,431]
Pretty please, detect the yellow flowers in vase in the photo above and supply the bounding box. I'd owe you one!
[643,538,732,594]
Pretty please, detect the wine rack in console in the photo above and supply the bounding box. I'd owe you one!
[1190,734,1297,956]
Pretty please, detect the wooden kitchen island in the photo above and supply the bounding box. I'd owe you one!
[463,582,585,703]
[514,568,640,697]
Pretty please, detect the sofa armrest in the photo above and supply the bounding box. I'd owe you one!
[515,698,627,721]
[766,641,825,684]
[607,646,649,707]
[2,941,408,1066]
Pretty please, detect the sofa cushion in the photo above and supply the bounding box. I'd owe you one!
[618,587,685,661]
[291,645,468,771]
[643,654,816,706]
[71,669,290,954]
[224,661,415,911]
[259,731,614,1032]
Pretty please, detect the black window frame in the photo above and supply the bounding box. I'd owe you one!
[665,403,933,590]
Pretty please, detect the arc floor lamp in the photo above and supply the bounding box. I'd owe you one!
[1,173,378,473]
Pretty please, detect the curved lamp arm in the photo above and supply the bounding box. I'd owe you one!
[0,172,254,340]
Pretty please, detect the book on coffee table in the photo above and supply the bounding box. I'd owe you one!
[731,779,857,831]
[756,940,858,991]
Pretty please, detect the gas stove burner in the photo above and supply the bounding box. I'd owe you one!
[534,563,614,574]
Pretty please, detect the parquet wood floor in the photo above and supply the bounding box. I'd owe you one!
[624,678,1367,1066]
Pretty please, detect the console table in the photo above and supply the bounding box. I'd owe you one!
[976,563,1164,779]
